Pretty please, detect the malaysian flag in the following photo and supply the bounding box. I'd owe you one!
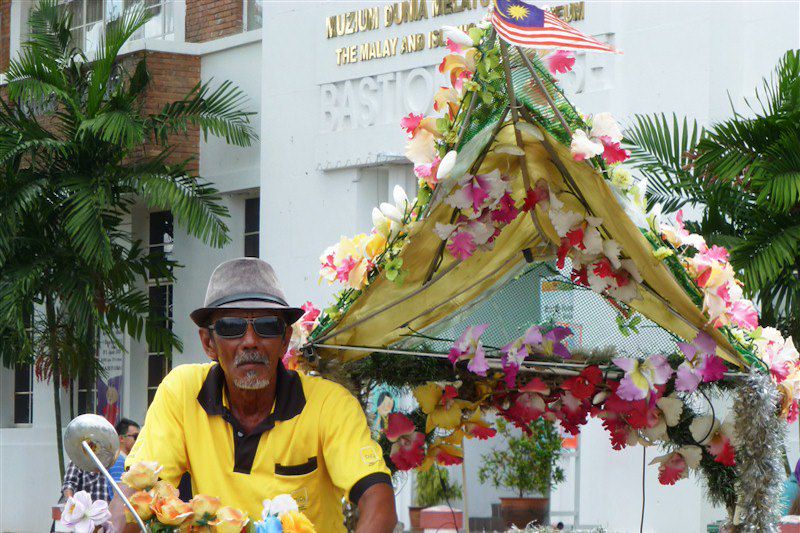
[491,0,618,53]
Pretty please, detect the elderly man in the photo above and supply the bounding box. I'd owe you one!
[110,258,396,531]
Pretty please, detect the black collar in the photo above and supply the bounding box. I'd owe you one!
[197,361,306,433]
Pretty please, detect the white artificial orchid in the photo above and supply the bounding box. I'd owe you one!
[262,494,299,519]
[61,491,111,533]
[393,185,409,215]
[442,25,474,47]
[437,150,458,182]
[570,129,603,161]
[379,202,403,224]
[590,112,623,143]
[602,239,623,269]
[434,222,457,240]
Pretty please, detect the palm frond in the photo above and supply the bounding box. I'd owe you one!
[85,3,150,116]
[130,168,231,248]
[624,113,705,213]
[731,218,800,288]
[147,80,257,147]
[750,128,800,212]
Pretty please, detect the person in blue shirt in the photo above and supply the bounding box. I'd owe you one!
[107,418,140,501]
[780,459,800,515]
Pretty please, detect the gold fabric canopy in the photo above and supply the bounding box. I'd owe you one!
[312,125,745,368]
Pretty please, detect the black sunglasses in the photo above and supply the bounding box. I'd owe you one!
[208,316,286,339]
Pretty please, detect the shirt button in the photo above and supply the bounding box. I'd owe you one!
[237,431,243,437]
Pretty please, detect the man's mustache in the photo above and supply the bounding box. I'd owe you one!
[234,351,269,367]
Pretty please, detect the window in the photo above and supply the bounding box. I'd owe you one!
[244,0,262,31]
[60,0,174,52]
[14,365,33,425]
[147,211,174,405]
[244,197,259,258]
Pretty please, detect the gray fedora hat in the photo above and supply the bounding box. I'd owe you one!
[190,258,304,327]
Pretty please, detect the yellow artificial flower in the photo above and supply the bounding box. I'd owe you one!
[280,510,316,533]
[126,490,154,522]
[120,461,162,491]
[152,497,194,526]
[190,494,221,523]
[413,382,469,433]
[211,506,249,533]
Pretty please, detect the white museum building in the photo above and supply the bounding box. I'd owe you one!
[1,1,799,531]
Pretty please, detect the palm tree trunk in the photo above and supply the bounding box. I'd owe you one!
[46,294,66,481]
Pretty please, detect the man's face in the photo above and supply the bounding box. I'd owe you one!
[199,309,292,391]
[119,426,139,455]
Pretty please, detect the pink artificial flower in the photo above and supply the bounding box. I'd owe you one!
[501,340,528,388]
[505,392,547,425]
[490,192,520,225]
[445,38,464,54]
[386,413,426,471]
[729,300,759,330]
[61,491,111,533]
[690,416,736,467]
[400,113,423,137]
[414,156,442,188]
[446,231,477,261]
[600,137,630,164]
[613,354,673,401]
[556,390,591,435]
[570,129,604,161]
[519,377,550,395]
[522,181,550,212]
[453,69,473,91]
[546,50,575,75]
[448,324,490,376]
[675,331,727,392]
[335,256,358,283]
[650,446,702,485]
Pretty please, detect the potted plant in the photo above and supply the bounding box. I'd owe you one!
[409,465,462,532]
[478,418,565,528]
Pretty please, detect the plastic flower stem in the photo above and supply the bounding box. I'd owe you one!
[81,441,147,533]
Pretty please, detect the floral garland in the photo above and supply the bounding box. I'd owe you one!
[60,461,315,533]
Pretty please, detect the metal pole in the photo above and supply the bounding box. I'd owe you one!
[461,436,470,533]
[81,441,147,533]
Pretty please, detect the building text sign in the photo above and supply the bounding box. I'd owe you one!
[326,0,585,66]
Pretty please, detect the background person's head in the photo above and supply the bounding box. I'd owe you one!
[115,418,140,455]
[192,258,302,392]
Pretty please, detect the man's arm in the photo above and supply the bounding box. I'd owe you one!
[108,483,138,533]
[61,461,80,500]
[356,483,397,533]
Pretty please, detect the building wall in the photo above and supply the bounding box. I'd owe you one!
[185,0,243,43]
[0,0,10,72]
[260,1,799,531]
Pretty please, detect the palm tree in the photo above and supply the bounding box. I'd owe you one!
[625,50,800,342]
[0,1,257,478]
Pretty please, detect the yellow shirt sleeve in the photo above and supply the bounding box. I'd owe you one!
[125,367,189,487]
[320,386,391,503]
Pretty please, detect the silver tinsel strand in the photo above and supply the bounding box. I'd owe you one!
[733,370,786,531]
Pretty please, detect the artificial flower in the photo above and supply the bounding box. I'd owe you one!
[254,517,283,533]
[500,338,528,387]
[650,445,702,485]
[405,128,439,166]
[753,328,799,382]
[211,506,249,533]
[127,490,154,521]
[190,495,221,523]
[446,230,477,260]
[461,410,497,440]
[599,137,630,164]
[414,382,468,432]
[421,439,464,470]
[262,494,299,518]
[442,25,474,47]
[675,331,727,392]
[546,50,575,74]
[613,354,673,401]
[590,112,623,143]
[437,150,458,183]
[62,491,111,533]
[280,510,316,533]
[570,129,604,161]
[448,324,490,375]
[640,395,684,442]
[690,416,736,466]
[385,413,426,470]
[152,497,193,526]
[400,113,423,137]
[120,461,162,491]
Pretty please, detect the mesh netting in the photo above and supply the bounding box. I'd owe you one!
[458,38,584,149]
[395,259,678,359]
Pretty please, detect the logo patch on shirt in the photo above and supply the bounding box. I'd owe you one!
[360,445,380,466]
[290,487,309,510]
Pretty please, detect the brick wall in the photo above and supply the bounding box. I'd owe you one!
[122,51,201,173]
[185,0,243,43]
[0,0,11,72]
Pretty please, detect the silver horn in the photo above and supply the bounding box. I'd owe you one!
[64,414,147,532]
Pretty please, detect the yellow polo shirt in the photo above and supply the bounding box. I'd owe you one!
[126,362,391,530]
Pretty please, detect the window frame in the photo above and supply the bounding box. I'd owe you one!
[147,210,174,406]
